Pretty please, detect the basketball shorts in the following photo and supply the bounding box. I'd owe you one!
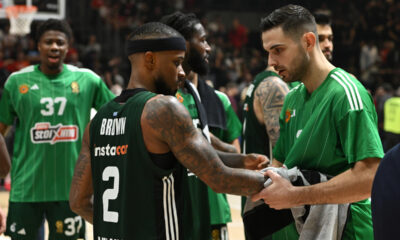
[5,201,85,240]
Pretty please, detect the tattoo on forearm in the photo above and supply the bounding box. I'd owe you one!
[144,96,264,195]
[255,77,288,146]
[210,134,238,153]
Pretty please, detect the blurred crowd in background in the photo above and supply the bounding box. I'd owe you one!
[0,0,399,149]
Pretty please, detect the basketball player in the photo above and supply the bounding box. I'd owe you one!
[252,5,383,239]
[0,19,114,239]
[161,12,243,239]
[69,22,268,240]
[314,12,334,62]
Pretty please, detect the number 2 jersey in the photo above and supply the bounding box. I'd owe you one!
[0,64,114,202]
[90,89,187,240]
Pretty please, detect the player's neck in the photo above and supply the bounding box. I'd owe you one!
[302,52,335,93]
[126,71,150,91]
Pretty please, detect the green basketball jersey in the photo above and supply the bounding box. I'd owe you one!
[210,90,242,144]
[176,87,212,239]
[177,86,241,227]
[208,90,241,225]
[273,68,384,240]
[0,64,114,202]
[241,70,280,156]
[90,89,187,239]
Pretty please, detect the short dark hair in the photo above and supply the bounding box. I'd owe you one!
[160,11,200,40]
[36,19,72,42]
[314,12,332,26]
[127,22,183,41]
[260,5,317,40]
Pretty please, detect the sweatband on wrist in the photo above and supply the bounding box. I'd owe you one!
[126,37,186,55]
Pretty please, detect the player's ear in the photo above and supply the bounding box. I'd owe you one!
[144,51,155,71]
[303,32,316,52]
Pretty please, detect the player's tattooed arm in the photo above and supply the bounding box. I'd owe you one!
[70,123,94,224]
[254,76,289,147]
[0,123,10,178]
[142,96,265,196]
[216,150,269,170]
[210,133,238,153]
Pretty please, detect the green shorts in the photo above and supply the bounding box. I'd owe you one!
[5,201,85,240]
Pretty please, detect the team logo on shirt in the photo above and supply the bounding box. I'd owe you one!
[71,81,79,93]
[30,122,79,144]
[176,92,184,103]
[285,109,296,123]
[19,84,29,94]
[55,221,63,233]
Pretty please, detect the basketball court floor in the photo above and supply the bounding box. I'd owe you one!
[0,192,246,240]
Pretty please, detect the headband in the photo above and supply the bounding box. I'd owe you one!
[126,37,186,55]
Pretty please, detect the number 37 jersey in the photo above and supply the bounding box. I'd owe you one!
[0,64,114,202]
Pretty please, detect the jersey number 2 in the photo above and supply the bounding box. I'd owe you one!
[103,166,120,223]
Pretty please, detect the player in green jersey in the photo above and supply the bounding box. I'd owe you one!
[241,65,289,240]
[70,22,269,240]
[161,12,243,239]
[251,5,383,240]
[0,19,114,239]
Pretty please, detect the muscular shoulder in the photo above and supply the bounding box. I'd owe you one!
[141,95,196,152]
[142,95,193,128]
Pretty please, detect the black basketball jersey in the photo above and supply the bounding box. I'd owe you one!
[90,89,187,240]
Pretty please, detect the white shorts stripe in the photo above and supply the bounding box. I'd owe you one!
[339,70,363,110]
[335,71,359,110]
[331,74,355,110]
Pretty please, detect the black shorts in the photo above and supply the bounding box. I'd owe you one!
[5,201,85,240]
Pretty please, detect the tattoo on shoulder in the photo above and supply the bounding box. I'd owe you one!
[255,76,289,146]
[143,96,197,149]
[255,76,289,109]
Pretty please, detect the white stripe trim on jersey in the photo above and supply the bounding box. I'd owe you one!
[170,175,179,240]
[334,71,359,110]
[338,70,363,110]
[162,174,179,240]
[7,65,35,84]
[331,74,355,110]
[66,64,101,79]
[163,177,170,240]
[167,177,175,240]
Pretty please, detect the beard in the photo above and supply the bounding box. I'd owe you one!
[154,76,176,96]
[287,46,310,82]
[187,47,209,76]
[322,49,333,61]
